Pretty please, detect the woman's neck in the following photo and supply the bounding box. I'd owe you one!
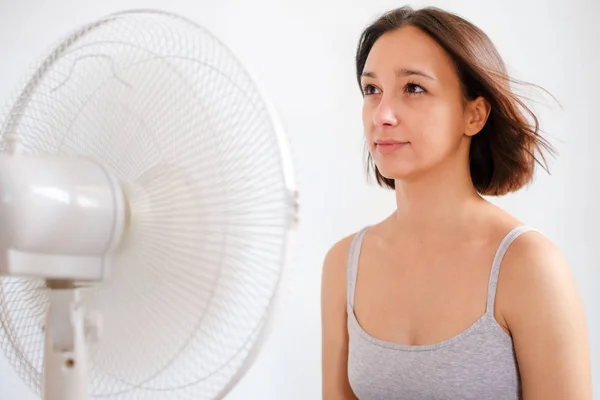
[392,163,485,239]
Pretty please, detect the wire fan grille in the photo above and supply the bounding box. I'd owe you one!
[0,10,296,399]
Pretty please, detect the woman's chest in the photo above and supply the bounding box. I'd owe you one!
[353,240,497,346]
[346,324,520,400]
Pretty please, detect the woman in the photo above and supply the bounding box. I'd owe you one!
[321,6,592,400]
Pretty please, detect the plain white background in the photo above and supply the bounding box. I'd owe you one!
[0,0,598,398]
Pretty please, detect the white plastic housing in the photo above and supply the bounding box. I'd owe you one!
[0,154,125,281]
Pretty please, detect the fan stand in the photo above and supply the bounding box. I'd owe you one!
[43,280,99,400]
[0,138,121,400]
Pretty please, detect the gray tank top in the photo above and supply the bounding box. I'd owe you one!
[347,225,535,400]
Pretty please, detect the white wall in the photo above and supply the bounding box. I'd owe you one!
[1,0,598,398]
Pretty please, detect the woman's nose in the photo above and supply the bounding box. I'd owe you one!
[372,96,399,128]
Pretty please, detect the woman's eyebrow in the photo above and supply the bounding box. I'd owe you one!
[361,68,435,80]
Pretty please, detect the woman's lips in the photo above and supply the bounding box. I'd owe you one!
[375,140,409,154]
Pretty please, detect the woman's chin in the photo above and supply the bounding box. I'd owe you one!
[377,167,417,181]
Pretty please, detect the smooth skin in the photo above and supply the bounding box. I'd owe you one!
[321,26,591,400]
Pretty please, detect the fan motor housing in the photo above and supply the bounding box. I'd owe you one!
[0,154,125,281]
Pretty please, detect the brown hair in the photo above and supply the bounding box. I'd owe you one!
[356,6,555,196]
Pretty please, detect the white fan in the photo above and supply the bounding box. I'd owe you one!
[0,9,298,400]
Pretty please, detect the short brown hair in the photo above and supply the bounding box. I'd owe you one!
[356,6,555,196]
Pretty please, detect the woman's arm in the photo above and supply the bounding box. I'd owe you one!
[321,235,359,400]
[501,232,592,400]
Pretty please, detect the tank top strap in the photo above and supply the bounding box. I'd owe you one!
[347,226,370,310]
[486,225,539,315]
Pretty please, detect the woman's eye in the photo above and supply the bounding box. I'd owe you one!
[405,83,425,95]
[362,84,380,96]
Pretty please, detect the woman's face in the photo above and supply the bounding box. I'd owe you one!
[361,26,486,182]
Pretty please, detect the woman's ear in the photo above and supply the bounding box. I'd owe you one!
[464,96,491,137]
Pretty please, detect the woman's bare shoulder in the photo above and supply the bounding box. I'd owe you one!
[322,230,360,277]
[320,230,362,317]
[500,228,573,296]
[499,228,591,397]
[321,223,378,294]
[322,217,389,268]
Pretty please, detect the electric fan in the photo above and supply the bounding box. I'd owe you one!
[0,9,298,400]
